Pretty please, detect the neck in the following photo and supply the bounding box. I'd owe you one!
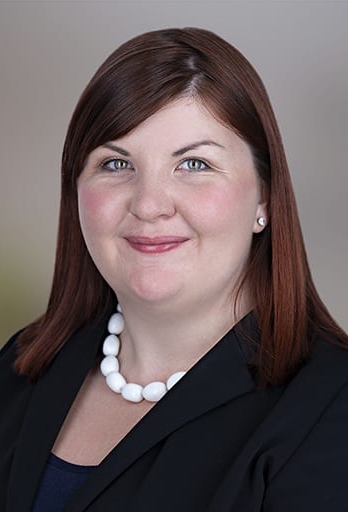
[114,293,250,384]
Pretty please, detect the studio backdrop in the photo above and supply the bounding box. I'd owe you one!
[0,0,347,343]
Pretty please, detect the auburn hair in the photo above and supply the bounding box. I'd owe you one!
[14,27,348,384]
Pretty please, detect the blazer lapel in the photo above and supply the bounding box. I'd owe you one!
[6,320,107,512]
[66,317,256,512]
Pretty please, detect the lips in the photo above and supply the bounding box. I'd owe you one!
[125,236,189,254]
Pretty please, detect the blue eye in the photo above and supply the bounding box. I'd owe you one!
[179,158,209,171]
[101,158,132,171]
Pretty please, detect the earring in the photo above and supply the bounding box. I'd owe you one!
[257,217,266,227]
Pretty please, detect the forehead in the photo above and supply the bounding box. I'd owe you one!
[107,97,248,154]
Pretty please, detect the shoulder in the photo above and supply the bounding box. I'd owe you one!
[0,331,33,505]
[0,330,32,410]
[261,339,348,509]
[0,329,22,357]
[274,333,348,405]
[270,335,348,440]
[292,335,348,402]
[0,329,33,432]
[0,329,23,378]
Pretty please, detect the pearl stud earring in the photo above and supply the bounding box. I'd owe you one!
[257,217,266,227]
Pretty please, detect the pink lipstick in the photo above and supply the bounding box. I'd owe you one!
[125,236,189,254]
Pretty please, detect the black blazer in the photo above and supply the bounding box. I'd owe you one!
[1,315,348,511]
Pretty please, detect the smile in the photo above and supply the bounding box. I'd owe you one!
[125,236,189,254]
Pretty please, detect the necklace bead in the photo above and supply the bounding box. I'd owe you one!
[142,381,167,402]
[100,306,187,403]
[106,371,126,393]
[108,313,125,335]
[121,383,144,403]
[102,334,120,356]
[166,371,187,390]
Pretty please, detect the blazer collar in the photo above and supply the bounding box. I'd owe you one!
[7,314,256,512]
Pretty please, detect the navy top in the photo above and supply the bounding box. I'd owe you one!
[31,453,97,512]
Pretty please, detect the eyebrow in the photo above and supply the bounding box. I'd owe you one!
[102,139,225,158]
[172,139,225,157]
[102,143,130,156]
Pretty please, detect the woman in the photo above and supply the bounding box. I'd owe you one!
[1,27,348,511]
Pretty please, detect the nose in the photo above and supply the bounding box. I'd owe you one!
[129,172,176,222]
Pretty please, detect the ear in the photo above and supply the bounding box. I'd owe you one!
[253,201,268,233]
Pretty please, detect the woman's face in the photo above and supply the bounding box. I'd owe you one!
[78,98,267,311]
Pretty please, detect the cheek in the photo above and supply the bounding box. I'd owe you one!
[187,180,258,233]
[77,185,116,236]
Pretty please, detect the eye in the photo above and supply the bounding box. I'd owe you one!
[177,158,209,171]
[101,158,133,172]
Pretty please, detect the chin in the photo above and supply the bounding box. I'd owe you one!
[120,270,184,305]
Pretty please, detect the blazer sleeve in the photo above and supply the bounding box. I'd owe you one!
[263,377,348,511]
[0,330,21,357]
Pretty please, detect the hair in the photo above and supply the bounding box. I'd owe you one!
[14,27,348,385]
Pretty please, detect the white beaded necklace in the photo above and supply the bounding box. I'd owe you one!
[100,304,187,403]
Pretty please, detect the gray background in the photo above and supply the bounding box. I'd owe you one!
[0,0,347,343]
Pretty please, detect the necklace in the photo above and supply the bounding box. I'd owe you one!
[100,305,187,403]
